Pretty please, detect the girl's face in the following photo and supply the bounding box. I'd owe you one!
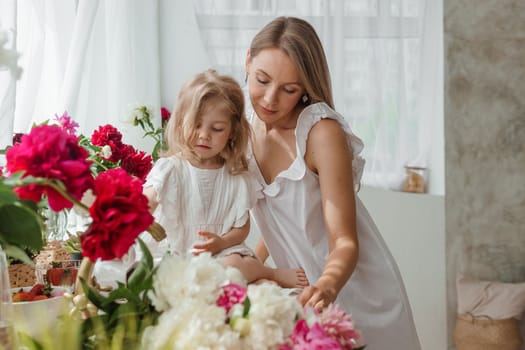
[190,99,232,168]
[246,48,305,125]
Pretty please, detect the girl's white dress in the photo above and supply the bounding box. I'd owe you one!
[141,156,254,260]
[247,102,422,350]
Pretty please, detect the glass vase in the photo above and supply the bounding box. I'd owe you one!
[0,247,17,350]
[45,208,69,241]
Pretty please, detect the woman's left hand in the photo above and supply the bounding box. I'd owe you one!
[192,231,225,255]
[297,284,337,311]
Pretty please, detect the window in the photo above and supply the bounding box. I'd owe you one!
[193,0,443,194]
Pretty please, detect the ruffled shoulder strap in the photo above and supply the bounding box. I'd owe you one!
[295,103,366,188]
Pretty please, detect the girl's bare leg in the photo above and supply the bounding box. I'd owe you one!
[221,254,309,289]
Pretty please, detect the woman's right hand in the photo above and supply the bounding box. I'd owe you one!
[297,284,337,312]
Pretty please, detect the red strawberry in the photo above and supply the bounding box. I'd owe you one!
[46,267,78,286]
[12,291,33,302]
[29,283,45,297]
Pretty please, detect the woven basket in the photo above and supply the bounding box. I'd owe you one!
[455,313,523,350]
[8,263,36,288]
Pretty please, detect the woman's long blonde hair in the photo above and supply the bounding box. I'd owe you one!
[163,69,250,174]
[249,16,334,109]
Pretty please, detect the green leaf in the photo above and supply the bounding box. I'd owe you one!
[80,278,117,314]
[0,203,44,250]
[242,296,251,317]
[152,143,161,162]
[1,243,35,265]
[104,286,142,306]
[127,239,155,294]
[0,185,17,206]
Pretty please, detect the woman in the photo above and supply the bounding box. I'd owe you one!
[245,16,421,349]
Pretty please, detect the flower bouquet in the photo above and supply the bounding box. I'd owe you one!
[73,240,364,349]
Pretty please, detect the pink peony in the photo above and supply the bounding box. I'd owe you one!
[281,319,342,350]
[319,304,361,349]
[54,111,79,135]
[216,283,247,314]
[5,125,94,211]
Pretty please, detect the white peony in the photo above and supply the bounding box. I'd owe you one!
[101,145,112,159]
[122,103,154,124]
[143,253,306,349]
[142,302,242,350]
[242,284,304,350]
[150,253,246,312]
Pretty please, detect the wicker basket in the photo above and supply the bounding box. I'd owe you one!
[455,313,523,350]
[8,263,36,288]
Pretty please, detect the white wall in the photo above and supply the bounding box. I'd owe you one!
[359,186,447,350]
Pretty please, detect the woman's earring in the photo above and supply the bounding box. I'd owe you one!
[302,94,309,104]
[229,139,235,149]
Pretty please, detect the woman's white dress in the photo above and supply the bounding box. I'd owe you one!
[247,102,422,350]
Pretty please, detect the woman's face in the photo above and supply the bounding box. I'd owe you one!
[246,48,305,125]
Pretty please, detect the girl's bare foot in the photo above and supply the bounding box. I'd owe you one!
[272,268,309,289]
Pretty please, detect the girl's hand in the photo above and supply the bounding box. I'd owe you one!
[297,284,337,312]
[192,231,225,255]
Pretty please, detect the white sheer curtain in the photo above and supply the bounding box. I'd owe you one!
[0,0,17,150]
[192,0,443,194]
[3,0,161,152]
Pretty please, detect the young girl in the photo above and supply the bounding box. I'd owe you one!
[142,69,308,289]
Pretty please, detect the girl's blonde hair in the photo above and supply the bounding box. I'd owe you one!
[163,69,250,174]
[249,16,334,109]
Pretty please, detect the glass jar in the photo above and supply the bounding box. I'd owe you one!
[402,166,427,193]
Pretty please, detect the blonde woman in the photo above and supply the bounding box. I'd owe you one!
[143,69,308,289]
[245,17,421,349]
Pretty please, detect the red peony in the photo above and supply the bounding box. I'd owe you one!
[160,107,171,126]
[12,132,24,145]
[120,149,153,182]
[80,168,154,261]
[5,125,94,211]
[91,124,123,147]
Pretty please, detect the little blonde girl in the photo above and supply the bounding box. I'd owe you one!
[142,69,308,289]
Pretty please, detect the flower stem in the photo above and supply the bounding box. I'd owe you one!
[36,178,90,213]
[75,257,94,295]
